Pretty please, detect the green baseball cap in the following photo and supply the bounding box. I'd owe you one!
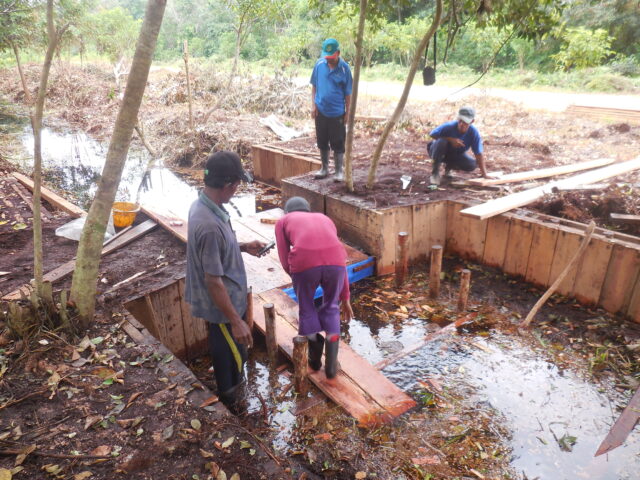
[321,38,339,58]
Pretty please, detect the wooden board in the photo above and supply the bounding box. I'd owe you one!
[572,237,613,305]
[149,282,188,360]
[599,244,640,314]
[525,222,560,287]
[2,220,158,301]
[502,217,534,277]
[281,177,326,214]
[410,202,446,263]
[12,172,87,217]
[446,202,488,261]
[626,275,640,323]
[253,288,415,425]
[482,215,512,268]
[548,227,584,297]
[610,213,640,224]
[595,385,640,456]
[467,158,615,186]
[141,206,187,243]
[178,278,209,360]
[461,157,640,220]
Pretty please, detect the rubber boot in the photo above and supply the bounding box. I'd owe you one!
[333,152,344,182]
[430,161,441,185]
[307,333,324,371]
[314,149,329,179]
[324,335,340,379]
[219,380,248,416]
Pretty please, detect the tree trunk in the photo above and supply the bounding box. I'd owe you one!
[11,40,32,104]
[232,28,242,78]
[366,0,443,189]
[183,39,193,131]
[30,0,59,299]
[70,0,168,329]
[344,0,368,192]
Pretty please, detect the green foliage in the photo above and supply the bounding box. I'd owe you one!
[84,7,140,63]
[446,22,512,72]
[0,0,38,52]
[552,27,614,71]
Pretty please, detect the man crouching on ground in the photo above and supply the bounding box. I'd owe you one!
[428,106,490,185]
[185,151,266,415]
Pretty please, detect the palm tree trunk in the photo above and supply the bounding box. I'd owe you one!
[70,0,168,329]
[366,0,443,188]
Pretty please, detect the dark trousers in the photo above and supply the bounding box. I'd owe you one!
[315,112,346,153]
[292,265,345,336]
[428,138,476,172]
[208,322,248,395]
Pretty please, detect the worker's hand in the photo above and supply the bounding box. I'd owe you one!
[311,105,318,119]
[230,319,253,348]
[448,138,465,148]
[340,301,353,323]
[242,240,266,257]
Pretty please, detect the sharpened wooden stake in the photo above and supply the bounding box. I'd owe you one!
[395,232,409,287]
[429,245,443,299]
[246,287,254,331]
[292,335,308,395]
[264,303,278,366]
[457,269,471,312]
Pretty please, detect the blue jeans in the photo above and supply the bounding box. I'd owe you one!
[428,138,476,172]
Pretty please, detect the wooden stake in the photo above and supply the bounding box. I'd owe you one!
[263,303,278,366]
[183,39,194,131]
[245,287,254,331]
[457,269,471,312]
[429,245,443,299]
[395,232,409,287]
[292,335,308,395]
[520,221,596,328]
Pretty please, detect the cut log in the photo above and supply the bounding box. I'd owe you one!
[610,213,640,225]
[461,157,640,220]
[12,172,86,217]
[467,158,615,186]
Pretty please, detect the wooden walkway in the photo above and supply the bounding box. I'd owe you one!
[141,206,416,425]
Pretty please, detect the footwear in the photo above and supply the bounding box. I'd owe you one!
[324,335,340,379]
[219,381,248,416]
[308,333,324,371]
[314,150,329,179]
[429,172,441,185]
[444,167,453,179]
[333,153,344,182]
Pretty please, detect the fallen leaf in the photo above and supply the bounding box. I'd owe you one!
[206,461,220,476]
[191,419,202,430]
[199,449,214,458]
[84,415,102,431]
[216,470,227,480]
[0,468,12,480]
[91,367,116,379]
[12,223,27,230]
[90,446,110,456]
[221,436,235,448]
[229,474,240,480]
[15,444,36,466]
[355,472,367,479]
[313,433,332,441]
[74,472,93,480]
[162,424,174,440]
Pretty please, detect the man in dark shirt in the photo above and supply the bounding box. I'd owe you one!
[185,151,265,413]
[428,106,490,185]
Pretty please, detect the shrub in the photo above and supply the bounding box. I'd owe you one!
[552,27,614,71]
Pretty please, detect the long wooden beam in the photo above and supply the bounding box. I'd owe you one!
[467,158,614,186]
[12,172,86,218]
[461,157,640,220]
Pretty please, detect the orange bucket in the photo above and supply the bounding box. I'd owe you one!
[112,201,140,228]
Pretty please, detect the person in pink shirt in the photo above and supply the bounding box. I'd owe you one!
[275,196,353,379]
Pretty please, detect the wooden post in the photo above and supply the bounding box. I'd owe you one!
[263,303,278,366]
[292,335,308,395]
[457,269,471,312]
[245,287,254,330]
[183,39,194,131]
[429,245,443,299]
[395,232,409,287]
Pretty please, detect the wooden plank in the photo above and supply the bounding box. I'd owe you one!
[502,217,534,277]
[595,386,640,456]
[124,296,161,339]
[461,157,640,220]
[525,222,560,287]
[178,278,209,360]
[259,289,416,418]
[482,215,512,268]
[599,244,640,314]
[281,177,326,214]
[548,227,583,297]
[446,202,488,261]
[626,275,640,323]
[467,158,615,186]
[252,292,388,425]
[140,206,187,243]
[251,145,264,181]
[376,206,413,275]
[572,237,613,305]
[428,201,447,251]
[2,220,157,301]
[12,172,86,217]
[610,213,640,225]
[149,282,188,360]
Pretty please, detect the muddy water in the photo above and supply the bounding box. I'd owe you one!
[0,113,258,219]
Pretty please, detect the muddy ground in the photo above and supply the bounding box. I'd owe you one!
[1,62,640,479]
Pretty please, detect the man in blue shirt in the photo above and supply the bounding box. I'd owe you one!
[428,106,490,185]
[185,151,266,414]
[310,38,353,182]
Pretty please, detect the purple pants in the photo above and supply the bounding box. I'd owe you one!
[291,265,345,336]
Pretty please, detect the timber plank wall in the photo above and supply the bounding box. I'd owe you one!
[281,176,640,324]
[252,142,320,187]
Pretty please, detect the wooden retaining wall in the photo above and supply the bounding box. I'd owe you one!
[252,140,320,187]
[281,177,640,322]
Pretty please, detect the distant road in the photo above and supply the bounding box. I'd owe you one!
[296,77,640,113]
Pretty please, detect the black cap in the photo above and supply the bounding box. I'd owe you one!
[284,196,311,213]
[204,151,253,186]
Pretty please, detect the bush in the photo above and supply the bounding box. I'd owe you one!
[552,27,614,71]
[610,55,640,77]
[584,73,635,92]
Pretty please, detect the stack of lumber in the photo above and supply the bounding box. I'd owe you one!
[566,105,640,125]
